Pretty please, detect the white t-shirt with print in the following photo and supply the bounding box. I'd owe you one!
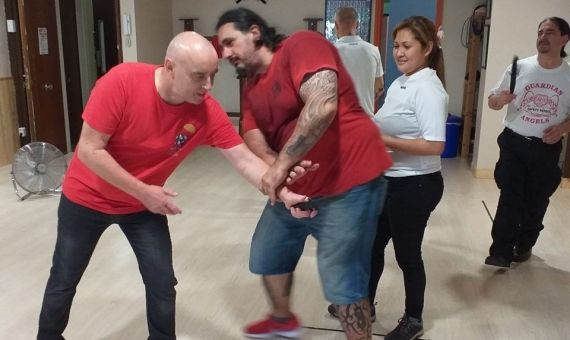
[490,55,570,137]
[374,68,448,177]
[335,35,384,116]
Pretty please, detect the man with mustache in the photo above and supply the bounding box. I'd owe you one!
[216,7,392,340]
[485,17,570,268]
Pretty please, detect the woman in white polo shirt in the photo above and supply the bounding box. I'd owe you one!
[371,16,448,340]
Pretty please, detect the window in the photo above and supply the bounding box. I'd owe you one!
[324,0,373,43]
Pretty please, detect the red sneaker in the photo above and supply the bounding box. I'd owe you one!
[243,314,302,338]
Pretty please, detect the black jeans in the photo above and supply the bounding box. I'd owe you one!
[369,172,443,320]
[37,195,177,340]
[490,128,562,259]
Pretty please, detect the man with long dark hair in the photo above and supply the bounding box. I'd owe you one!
[216,7,392,340]
[486,17,570,268]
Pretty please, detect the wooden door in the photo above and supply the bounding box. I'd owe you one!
[18,0,67,151]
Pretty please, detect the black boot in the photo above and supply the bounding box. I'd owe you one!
[513,247,532,263]
[485,255,511,268]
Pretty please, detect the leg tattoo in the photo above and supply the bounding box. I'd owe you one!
[337,299,372,340]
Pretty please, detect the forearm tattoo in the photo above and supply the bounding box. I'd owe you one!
[284,69,338,157]
[337,300,372,340]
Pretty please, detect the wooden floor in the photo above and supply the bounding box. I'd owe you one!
[1,147,569,340]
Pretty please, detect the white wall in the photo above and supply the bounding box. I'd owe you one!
[134,0,173,64]
[472,0,570,174]
[120,0,138,62]
[171,0,325,37]
[171,0,326,113]
[0,0,11,77]
[441,0,484,116]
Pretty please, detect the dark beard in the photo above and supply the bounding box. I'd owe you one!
[235,67,255,79]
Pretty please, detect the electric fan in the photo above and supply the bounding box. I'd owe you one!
[11,142,67,201]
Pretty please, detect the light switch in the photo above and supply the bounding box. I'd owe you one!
[7,19,16,33]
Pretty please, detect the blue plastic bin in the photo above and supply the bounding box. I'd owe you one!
[441,114,462,158]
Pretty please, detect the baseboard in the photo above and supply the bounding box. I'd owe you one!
[227,112,240,117]
[472,168,494,179]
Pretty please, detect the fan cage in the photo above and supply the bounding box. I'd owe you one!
[11,142,67,200]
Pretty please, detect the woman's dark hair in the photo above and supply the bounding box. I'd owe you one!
[538,17,570,58]
[216,7,286,51]
[393,16,445,87]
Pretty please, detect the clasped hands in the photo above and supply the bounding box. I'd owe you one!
[259,160,319,219]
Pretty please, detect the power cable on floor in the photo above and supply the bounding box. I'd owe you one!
[302,325,430,339]
[482,200,494,222]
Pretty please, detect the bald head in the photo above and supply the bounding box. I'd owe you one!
[165,31,218,66]
[335,7,358,38]
[159,31,219,105]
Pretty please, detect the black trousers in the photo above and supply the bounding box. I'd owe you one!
[37,195,177,340]
[369,171,444,319]
[490,128,562,259]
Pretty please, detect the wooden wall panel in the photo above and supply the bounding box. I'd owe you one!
[0,77,19,166]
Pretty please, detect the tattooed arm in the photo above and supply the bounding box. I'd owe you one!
[260,69,338,202]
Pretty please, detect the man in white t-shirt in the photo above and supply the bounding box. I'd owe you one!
[485,17,570,268]
[335,7,384,116]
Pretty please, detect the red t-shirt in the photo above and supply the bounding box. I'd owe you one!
[242,31,392,197]
[63,63,242,214]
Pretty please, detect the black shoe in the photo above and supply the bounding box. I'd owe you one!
[327,303,338,318]
[327,303,376,322]
[513,247,532,262]
[485,255,511,268]
[385,314,423,340]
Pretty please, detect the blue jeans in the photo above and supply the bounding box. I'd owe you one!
[250,176,387,305]
[37,195,177,340]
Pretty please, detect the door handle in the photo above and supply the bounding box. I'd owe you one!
[43,83,54,91]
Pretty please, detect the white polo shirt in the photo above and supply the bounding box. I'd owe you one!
[490,55,570,138]
[374,68,448,177]
[335,35,384,116]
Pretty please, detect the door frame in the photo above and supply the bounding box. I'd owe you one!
[59,0,83,148]
[4,0,30,146]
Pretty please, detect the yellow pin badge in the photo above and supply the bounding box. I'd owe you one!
[184,124,196,134]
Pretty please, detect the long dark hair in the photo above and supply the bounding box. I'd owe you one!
[538,17,570,58]
[216,7,285,52]
[393,16,445,87]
